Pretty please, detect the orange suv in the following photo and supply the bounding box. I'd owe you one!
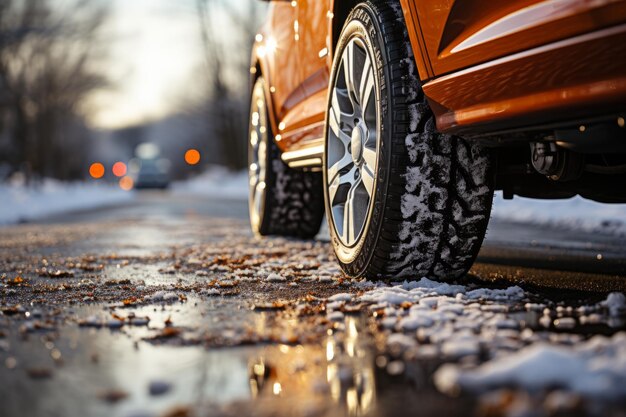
[248,0,626,280]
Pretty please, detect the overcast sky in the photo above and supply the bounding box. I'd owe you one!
[86,0,211,130]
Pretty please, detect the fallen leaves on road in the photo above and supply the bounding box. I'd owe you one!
[98,389,128,403]
[6,276,27,286]
[2,305,22,316]
[254,301,288,311]
[40,270,74,278]
[145,327,183,341]
[122,296,138,306]
[26,367,53,379]
[162,406,192,417]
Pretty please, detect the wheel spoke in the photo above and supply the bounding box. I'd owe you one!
[257,141,267,181]
[362,147,376,168]
[342,178,361,243]
[359,55,375,111]
[328,165,357,205]
[361,165,375,197]
[327,152,353,184]
[249,165,258,186]
[329,90,354,146]
[254,182,265,214]
[342,41,360,104]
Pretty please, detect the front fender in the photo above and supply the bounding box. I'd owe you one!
[250,38,280,140]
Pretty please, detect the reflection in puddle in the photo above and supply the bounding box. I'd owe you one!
[1,315,378,417]
[327,317,376,415]
[248,316,376,416]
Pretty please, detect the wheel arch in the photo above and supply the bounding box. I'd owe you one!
[250,50,280,141]
[329,0,433,81]
[329,0,359,60]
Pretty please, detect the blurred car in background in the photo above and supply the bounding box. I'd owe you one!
[129,158,171,190]
[129,143,171,190]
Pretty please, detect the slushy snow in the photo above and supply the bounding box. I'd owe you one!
[435,334,626,400]
[332,277,626,403]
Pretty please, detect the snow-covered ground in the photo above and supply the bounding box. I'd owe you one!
[0,179,134,225]
[327,278,626,408]
[172,167,248,200]
[491,192,626,236]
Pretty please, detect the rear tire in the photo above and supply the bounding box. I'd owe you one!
[248,77,325,238]
[323,0,494,280]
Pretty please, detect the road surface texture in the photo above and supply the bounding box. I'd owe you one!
[1,192,625,417]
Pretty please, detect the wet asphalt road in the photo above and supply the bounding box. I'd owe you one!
[40,191,626,291]
[1,191,625,417]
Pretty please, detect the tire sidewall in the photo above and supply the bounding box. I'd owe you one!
[323,4,393,276]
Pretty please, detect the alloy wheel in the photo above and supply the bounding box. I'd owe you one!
[249,82,268,228]
[326,38,379,247]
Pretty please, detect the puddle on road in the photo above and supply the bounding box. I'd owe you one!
[5,294,625,417]
[0,314,402,417]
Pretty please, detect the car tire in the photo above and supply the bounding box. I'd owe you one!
[323,0,494,280]
[248,77,325,238]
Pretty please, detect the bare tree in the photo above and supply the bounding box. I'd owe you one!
[195,0,265,170]
[0,0,110,182]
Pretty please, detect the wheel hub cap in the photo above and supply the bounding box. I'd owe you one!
[351,125,364,164]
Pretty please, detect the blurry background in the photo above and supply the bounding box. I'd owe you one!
[0,0,266,189]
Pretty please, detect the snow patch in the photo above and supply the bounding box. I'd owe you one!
[435,334,626,400]
[328,293,352,302]
[173,167,248,200]
[603,292,626,317]
[491,192,626,236]
[147,291,179,302]
[0,179,134,225]
[465,286,525,301]
[266,273,286,283]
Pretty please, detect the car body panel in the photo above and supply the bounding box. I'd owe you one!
[251,0,626,155]
[253,2,302,145]
[424,23,626,133]
[398,0,435,79]
[408,0,626,76]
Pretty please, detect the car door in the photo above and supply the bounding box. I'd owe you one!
[275,0,330,149]
[408,0,626,76]
[266,2,303,124]
[296,0,330,128]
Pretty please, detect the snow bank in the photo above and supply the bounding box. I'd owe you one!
[0,179,134,225]
[491,192,626,235]
[173,167,248,200]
